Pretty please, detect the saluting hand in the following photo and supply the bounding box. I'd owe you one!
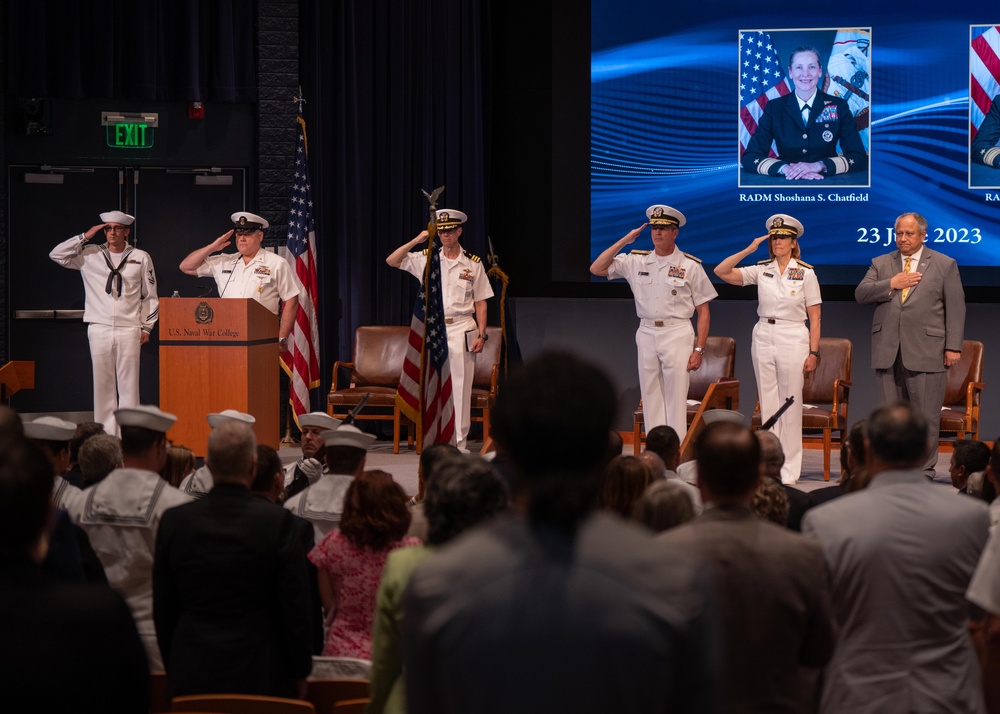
[84,224,108,242]
[622,223,648,245]
[212,229,235,251]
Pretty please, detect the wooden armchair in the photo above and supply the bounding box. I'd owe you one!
[171,694,315,713]
[940,340,985,443]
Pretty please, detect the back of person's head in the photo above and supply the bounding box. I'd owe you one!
[325,444,367,475]
[644,425,680,468]
[70,422,105,464]
[865,403,928,469]
[752,478,790,526]
[120,426,163,457]
[425,455,509,546]
[491,351,616,530]
[636,450,667,480]
[252,444,283,495]
[161,444,195,488]
[0,439,53,560]
[340,470,411,550]
[0,406,24,445]
[417,442,462,500]
[603,429,624,468]
[599,455,655,518]
[953,439,991,476]
[755,430,784,479]
[206,421,257,485]
[79,434,123,486]
[696,422,760,502]
[631,480,695,533]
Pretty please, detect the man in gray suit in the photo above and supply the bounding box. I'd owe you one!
[659,420,833,713]
[855,211,965,476]
[803,403,989,714]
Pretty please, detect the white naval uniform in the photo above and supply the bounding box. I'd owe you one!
[178,464,212,498]
[283,472,355,543]
[741,258,822,484]
[52,474,85,522]
[399,248,494,449]
[49,235,159,435]
[77,468,193,672]
[195,248,301,315]
[607,248,717,440]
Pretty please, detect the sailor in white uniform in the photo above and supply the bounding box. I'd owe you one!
[714,214,822,484]
[282,411,342,501]
[49,211,159,435]
[24,416,85,520]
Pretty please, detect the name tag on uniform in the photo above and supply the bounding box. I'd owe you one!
[763,272,774,278]
[222,269,233,274]
[667,266,687,279]
[638,271,650,276]
[787,269,804,281]
[126,259,142,265]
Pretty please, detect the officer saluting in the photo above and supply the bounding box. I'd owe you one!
[590,205,717,440]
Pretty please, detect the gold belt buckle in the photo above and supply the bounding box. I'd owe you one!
[445,317,454,325]
[654,320,664,327]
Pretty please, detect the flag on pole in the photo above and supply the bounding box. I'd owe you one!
[825,29,871,152]
[280,117,321,423]
[739,31,791,158]
[971,26,1000,140]
[396,224,456,446]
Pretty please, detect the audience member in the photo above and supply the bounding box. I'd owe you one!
[604,428,624,467]
[78,405,192,672]
[369,455,508,714]
[309,469,420,659]
[178,409,256,497]
[806,419,868,513]
[285,424,375,542]
[403,351,716,714]
[803,402,989,714]
[283,411,341,500]
[160,444,195,489]
[78,433,123,487]
[755,430,810,530]
[752,477,790,526]
[643,424,702,513]
[659,420,833,713]
[0,438,149,712]
[406,441,462,541]
[65,421,105,487]
[24,415,85,517]
[153,421,314,698]
[968,514,1000,714]
[951,439,991,495]
[631,480,695,533]
[599,454,656,518]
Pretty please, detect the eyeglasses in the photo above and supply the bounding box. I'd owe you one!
[104,226,129,233]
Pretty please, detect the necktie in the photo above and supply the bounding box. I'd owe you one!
[801,104,810,127]
[901,257,912,303]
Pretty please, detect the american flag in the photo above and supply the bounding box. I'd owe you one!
[739,31,791,157]
[971,26,1000,141]
[280,117,321,422]
[396,231,456,446]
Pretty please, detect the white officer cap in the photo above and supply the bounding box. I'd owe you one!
[646,205,686,228]
[702,409,747,426]
[231,211,269,230]
[23,416,77,441]
[435,209,467,230]
[298,412,342,431]
[323,424,376,451]
[206,409,256,428]
[115,405,177,433]
[766,213,804,238]
[99,210,135,226]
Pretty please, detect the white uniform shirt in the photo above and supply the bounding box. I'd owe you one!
[741,258,822,319]
[178,464,213,498]
[968,526,1000,615]
[196,248,301,315]
[52,475,85,522]
[399,249,494,318]
[283,473,355,543]
[49,235,159,331]
[607,249,717,319]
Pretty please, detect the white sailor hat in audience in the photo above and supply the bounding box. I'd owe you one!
[231,211,269,230]
[435,209,467,230]
[646,205,686,228]
[298,412,342,431]
[701,409,747,426]
[99,210,135,226]
[766,213,804,238]
[207,409,256,428]
[24,416,77,441]
[323,424,376,450]
[115,405,177,433]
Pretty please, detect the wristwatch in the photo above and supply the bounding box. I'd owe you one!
[809,350,820,357]
[693,347,704,354]
[279,337,288,346]
[479,333,489,341]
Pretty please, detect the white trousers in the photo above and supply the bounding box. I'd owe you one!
[636,321,695,441]
[445,317,477,449]
[751,320,808,484]
[88,324,142,435]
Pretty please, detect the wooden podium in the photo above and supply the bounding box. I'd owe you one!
[159,298,279,456]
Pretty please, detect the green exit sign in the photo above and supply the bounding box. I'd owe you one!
[107,122,154,149]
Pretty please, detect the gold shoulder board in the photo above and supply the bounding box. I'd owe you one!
[463,250,481,263]
[683,252,703,264]
[797,260,814,269]
[630,249,651,255]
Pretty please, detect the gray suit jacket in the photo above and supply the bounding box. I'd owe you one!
[855,246,965,372]
[802,470,989,714]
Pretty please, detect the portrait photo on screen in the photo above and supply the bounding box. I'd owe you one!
[738,28,871,188]
[970,24,1000,188]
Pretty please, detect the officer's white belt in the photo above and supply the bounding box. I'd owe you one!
[639,317,689,328]
[759,317,805,325]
